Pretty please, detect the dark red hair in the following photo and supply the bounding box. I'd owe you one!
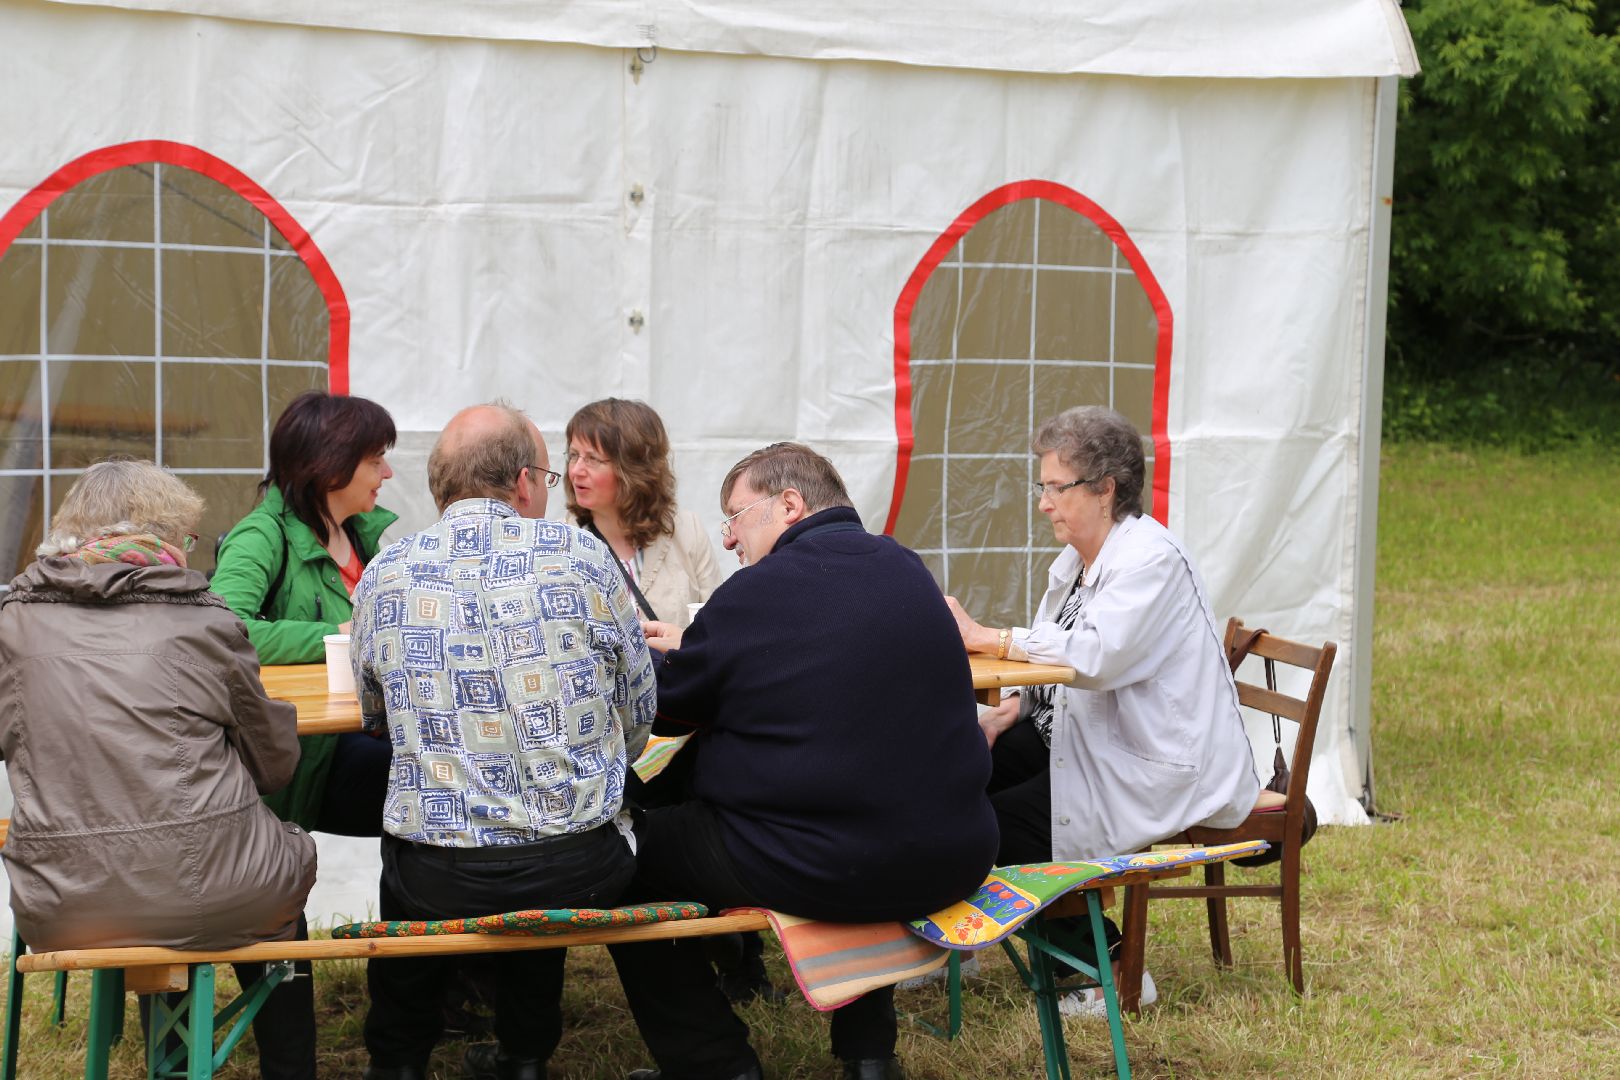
[264,391,396,543]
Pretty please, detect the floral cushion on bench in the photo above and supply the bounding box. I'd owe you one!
[908,841,1269,950]
[330,902,708,939]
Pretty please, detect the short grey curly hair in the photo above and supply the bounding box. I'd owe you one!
[1031,407,1145,521]
[39,458,205,557]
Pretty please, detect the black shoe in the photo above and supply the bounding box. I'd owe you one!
[463,1042,547,1080]
[625,1065,764,1080]
[717,967,789,1006]
[840,1058,904,1080]
[363,1067,428,1080]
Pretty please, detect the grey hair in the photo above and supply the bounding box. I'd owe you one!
[39,459,205,556]
[720,442,854,515]
[428,400,536,511]
[1032,406,1145,521]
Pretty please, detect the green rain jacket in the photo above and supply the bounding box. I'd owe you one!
[211,484,397,828]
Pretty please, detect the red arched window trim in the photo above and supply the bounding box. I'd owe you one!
[0,139,350,393]
[886,179,1173,533]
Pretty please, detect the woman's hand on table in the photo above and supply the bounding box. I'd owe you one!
[944,595,1001,655]
[979,694,1020,748]
[641,619,683,652]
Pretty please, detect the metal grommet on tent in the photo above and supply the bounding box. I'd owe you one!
[629,44,658,82]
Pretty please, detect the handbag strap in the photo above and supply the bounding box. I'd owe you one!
[1226,626,1284,749]
[1263,655,1282,748]
[586,522,659,622]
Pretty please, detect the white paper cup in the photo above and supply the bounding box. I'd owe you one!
[323,634,355,695]
[686,602,704,625]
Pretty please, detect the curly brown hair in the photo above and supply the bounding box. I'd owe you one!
[564,399,677,550]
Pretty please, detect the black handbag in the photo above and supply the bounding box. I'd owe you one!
[1226,626,1317,868]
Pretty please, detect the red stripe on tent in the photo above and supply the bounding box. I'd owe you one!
[0,140,349,394]
[886,180,1173,533]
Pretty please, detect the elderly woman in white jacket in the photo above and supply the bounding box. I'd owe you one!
[946,406,1270,1015]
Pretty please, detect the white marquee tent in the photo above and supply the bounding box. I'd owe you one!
[0,0,1418,933]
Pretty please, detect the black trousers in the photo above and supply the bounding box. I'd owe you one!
[608,801,898,1077]
[986,721,1119,968]
[987,719,1058,865]
[313,731,393,837]
[362,827,636,1069]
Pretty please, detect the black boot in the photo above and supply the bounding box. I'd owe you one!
[362,1066,428,1080]
[840,1057,904,1080]
[463,1042,547,1080]
[709,932,787,1005]
[626,1065,763,1080]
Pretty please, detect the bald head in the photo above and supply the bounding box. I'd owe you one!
[428,402,549,515]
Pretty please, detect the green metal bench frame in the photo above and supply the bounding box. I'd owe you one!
[933,888,1130,1080]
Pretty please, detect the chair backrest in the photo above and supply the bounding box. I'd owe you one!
[1222,617,1336,811]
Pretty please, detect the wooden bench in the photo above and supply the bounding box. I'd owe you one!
[2,823,1262,1080]
[5,885,1153,1080]
[6,911,772,1080]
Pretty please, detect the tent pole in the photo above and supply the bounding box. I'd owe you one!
[1351,73,1399,816]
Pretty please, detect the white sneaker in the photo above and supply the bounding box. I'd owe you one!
[1056,970,1156,1019]
[896,951,980,990]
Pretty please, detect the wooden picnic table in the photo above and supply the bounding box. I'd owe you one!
[259,664,361,735]
[261,654,1077,735]
[967,654,1075,706]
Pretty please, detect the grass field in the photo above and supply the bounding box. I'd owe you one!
[8,442,1620,1077]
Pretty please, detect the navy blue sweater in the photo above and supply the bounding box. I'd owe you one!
[654,507,998,921]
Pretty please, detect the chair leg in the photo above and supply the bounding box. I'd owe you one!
[946,951,962,1040]
[3,929,24,1080]
[1204,861,1233,968]
[1282,847,1304,995]
[1117,884,1148,1016]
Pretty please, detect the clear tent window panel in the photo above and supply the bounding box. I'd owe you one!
[0,160,332,578]
[894,192,1166,630]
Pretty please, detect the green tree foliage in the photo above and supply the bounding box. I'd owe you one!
[1392,0,1620,385]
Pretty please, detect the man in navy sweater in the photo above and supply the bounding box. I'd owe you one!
[610,442,999,1080]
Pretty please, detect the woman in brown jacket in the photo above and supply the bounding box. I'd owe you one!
[0,459,318,1079]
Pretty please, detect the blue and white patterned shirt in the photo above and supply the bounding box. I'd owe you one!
[351,498,655,847]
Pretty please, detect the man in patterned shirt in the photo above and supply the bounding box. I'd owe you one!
[351,402,656,1080]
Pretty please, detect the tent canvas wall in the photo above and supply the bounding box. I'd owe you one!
[0,0,1418,935]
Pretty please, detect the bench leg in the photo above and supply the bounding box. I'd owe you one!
[1024,923,1070,1080]
[3,928,23,1080]
[1084,892,1130,1080]
[85,969,124,1080]
[186,965,216,1080]
[945,951,963,1039]
[51,971,68,1027]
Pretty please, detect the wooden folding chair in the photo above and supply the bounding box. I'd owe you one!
[1115,618,1336,1006]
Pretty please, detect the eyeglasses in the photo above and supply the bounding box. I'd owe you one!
[182,532,199,553]
[529,464,563,489]
[1031,477,1096,500]
[565,450,612,471]
[720,492,779,538]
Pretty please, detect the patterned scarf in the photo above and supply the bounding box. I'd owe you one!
[1024,570,1087,747]
[72,533,186,568]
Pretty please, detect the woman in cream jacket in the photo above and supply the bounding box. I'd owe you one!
[564,398,723,627]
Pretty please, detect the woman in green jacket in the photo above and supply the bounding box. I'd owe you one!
[213,391,398,834]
